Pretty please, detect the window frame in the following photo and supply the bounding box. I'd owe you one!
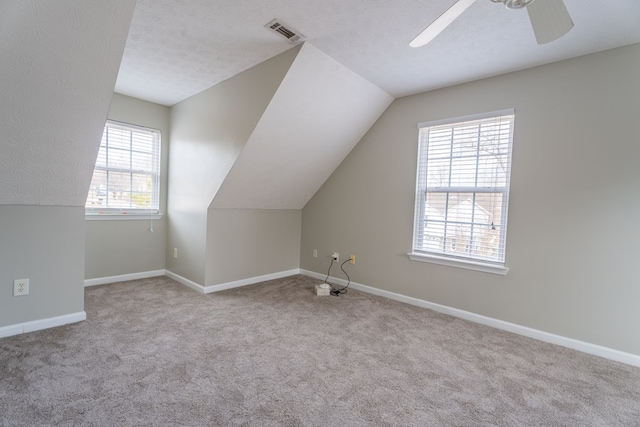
[85,120,162,219]
[408,109,515,275]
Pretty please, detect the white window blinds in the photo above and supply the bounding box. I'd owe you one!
[413,110,515,265]
[86,121,161,214]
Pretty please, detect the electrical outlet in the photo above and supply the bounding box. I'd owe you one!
[332,252,339,262]
[349,255,356,265]
[312,249,317,258]
[173,248,178,258]
[14,279,29,296]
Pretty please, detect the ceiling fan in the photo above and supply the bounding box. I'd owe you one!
[410,0,574,48]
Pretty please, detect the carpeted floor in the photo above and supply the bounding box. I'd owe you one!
[1,274,639,426]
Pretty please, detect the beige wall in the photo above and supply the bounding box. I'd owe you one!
[167,47,299,284]
[0,206,85,327]
[301,44,640,355]
[84,94,170,279]
[206,209,301,285]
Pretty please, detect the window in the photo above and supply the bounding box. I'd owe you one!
[410,109,515,275]
[86,121,161,216]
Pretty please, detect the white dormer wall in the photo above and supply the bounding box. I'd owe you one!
[0,1,136,331]
[166,47,301,285]
[205,44,392,286]
[167,43,392,287]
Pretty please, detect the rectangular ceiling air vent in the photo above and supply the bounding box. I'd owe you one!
[265,19,305,44]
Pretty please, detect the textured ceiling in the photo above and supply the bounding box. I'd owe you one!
[116,0,640,106]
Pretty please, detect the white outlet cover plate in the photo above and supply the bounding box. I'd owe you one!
[14,279,29,296]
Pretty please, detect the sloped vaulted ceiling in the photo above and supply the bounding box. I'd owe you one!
[211,43,393,209]
[0,0,136,206]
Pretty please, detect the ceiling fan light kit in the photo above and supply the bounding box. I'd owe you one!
[526,0,574,44]
[499,0,536,10]
[410,0,573,48]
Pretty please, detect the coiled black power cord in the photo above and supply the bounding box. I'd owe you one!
[323,258,351,296]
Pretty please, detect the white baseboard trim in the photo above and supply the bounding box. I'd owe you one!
[84,270,166,287]
[203,269,301,293]
[300,269,640,368]
[166,269,302,294]
[0,311,86,339]
[164,270,206,293]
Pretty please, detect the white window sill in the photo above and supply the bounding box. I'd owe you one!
[407,252,509,275]
[85,213,163,221]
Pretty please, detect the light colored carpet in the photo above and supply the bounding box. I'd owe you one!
[1,274,639,426]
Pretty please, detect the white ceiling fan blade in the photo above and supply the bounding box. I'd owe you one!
[410,0,477,48]
[527,0,574,44]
